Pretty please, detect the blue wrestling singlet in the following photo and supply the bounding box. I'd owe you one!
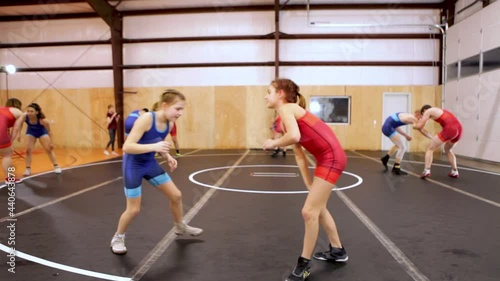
[122,112,171,198]
[25,116,48,138]
[124,110,141,136]
[381,112,407,138]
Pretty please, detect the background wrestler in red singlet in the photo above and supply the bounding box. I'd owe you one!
[414,105,463,179]
[0,98,25,183]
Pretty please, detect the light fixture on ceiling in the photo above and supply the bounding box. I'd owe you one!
[0,64,16,98]
[0,64,16,74]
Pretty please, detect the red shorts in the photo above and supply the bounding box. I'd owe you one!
[438,123,462,143]
[313,150,347,184]
[314,166,342,184]
[313,145,347,184]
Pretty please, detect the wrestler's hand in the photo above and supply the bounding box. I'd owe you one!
[262,139,276,150]
[167,154,178,172]
[154,141,171,154]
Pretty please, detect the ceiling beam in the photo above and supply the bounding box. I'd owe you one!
[123,3,442,16]
[0,3,443,22]
[14,60,441,72]
[284,3,443,10]
[0,13,98,22]
[440,0,459,26]
[87,0,125,148]
[0,0,85,6]
[86,0,117,27]
[440,0,459,11]
[0,40,110,48]
[0,1,443,9]
[0,33,440,49]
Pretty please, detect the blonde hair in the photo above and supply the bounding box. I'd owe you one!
[151,102,159,111]
[271,78,306,109]
[157,89,186,109]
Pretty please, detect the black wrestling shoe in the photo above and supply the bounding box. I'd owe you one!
[392,165,408,175]
[313,244,348,262]
[271,149,280,158]
[285,258,311,281]
[381,155,390,170]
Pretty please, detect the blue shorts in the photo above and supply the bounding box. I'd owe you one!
[381,114,406,138]
[122,154,171,198]
[26,129,48,139]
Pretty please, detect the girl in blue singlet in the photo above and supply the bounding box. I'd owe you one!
[124,108,149,137]
[20,103,61,176]
[380,112,433,175]
[110,90,203,255]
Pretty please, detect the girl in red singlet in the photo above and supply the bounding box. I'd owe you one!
[170,122,181,156]
[1,98,25,183]
[270,114,287,157]
[414,104,462,179]
[263,79,347,281]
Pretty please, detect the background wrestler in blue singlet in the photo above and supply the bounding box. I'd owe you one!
[381,112,432,175]
[20,103,61,176]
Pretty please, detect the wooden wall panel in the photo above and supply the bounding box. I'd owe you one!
[178,87,215,149]
[0,91,7,106]
[123,87,157,119]
[246,86,272,149]
[214,87,247,149]
[123,87,217,149]
[8,88,113,152]
[87,88,115,152]
[6,85,442,152]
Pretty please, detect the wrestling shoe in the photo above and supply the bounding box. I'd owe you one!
[23,167,31,176]
[421,169,431,179]
[392,165,408,175]
[285,257,311,281]
[448,170,459,178]
[110,234,127,255]
[381,155,390,170]
[313,244,348,262]
[174,222,203,236]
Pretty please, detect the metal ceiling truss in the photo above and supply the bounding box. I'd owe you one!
[86,0,125,147]
[0,2,445,22]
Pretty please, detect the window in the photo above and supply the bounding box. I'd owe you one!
[309,96,351,124]
[460,54,480,78]
[446,62,459,81]
[482,46,500,73]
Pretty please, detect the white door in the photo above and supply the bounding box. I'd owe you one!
[382,93,411,150]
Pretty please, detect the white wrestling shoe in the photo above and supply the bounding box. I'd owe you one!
[174,222,203,236]
[110,233,127,254]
